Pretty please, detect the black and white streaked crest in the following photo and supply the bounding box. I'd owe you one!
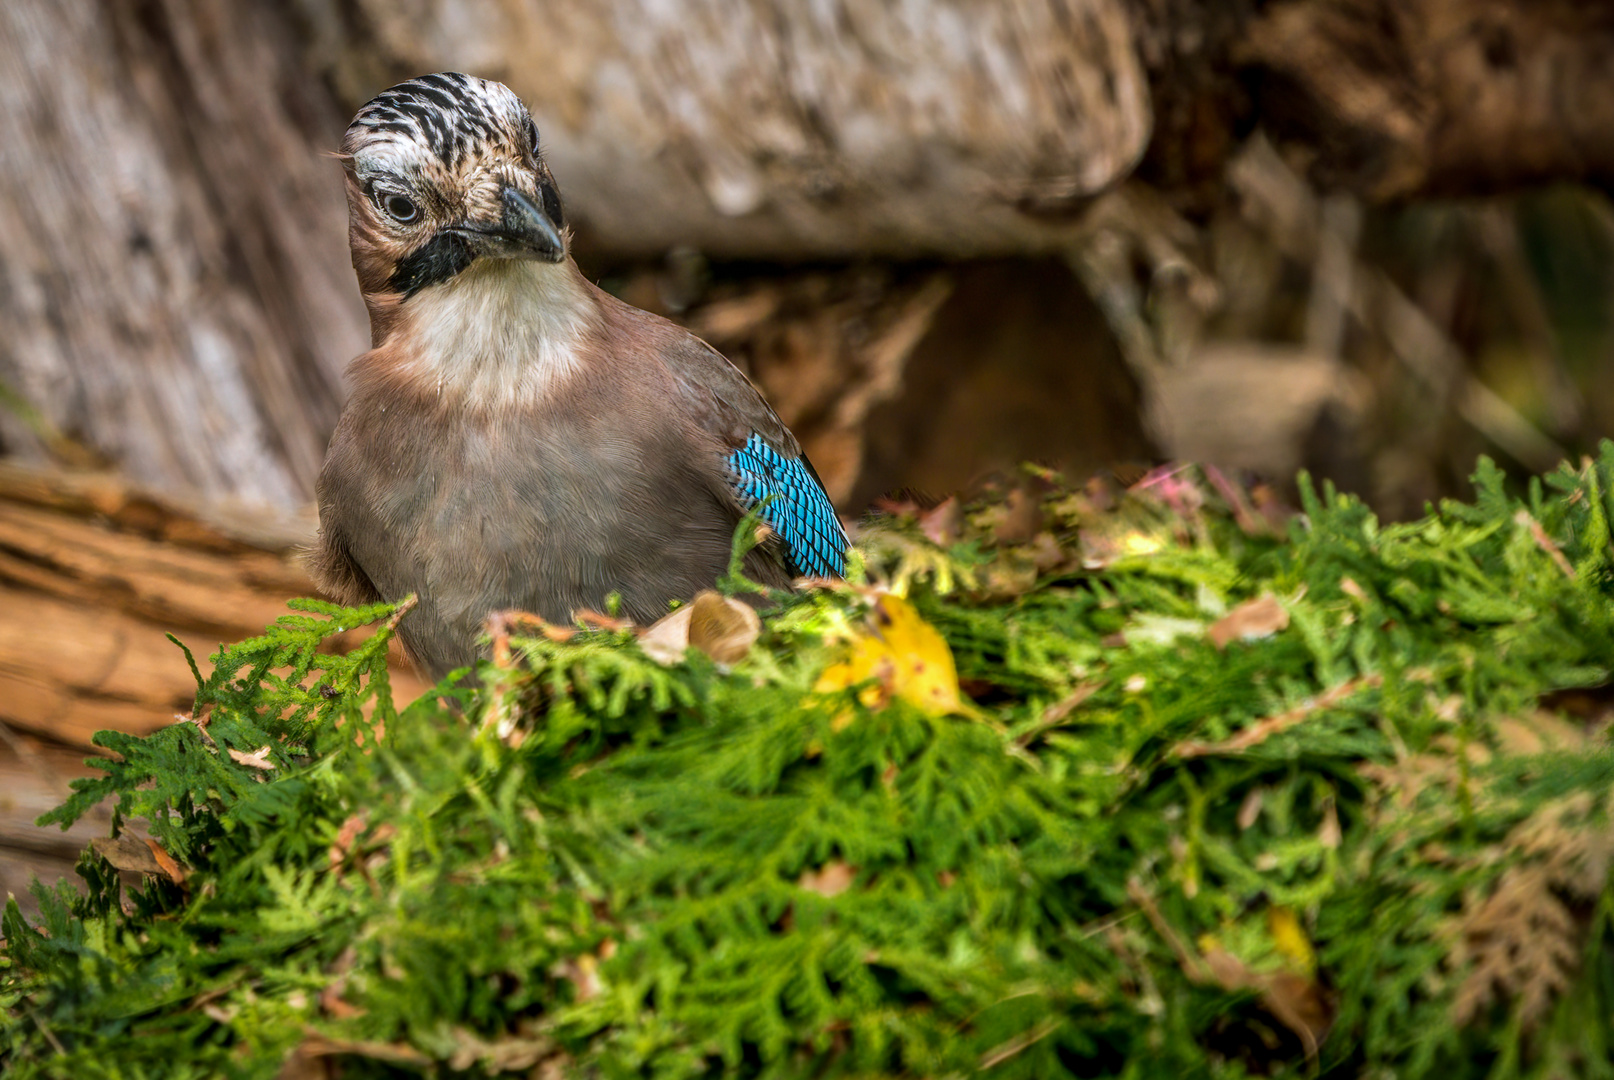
[344,72,536,171]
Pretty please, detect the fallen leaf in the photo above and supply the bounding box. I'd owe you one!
[686,590,761,664]
[799,860,857,897]
[557,953,602,1001]
[993,488,1043,545]
[815,594,978,724]
[918,496,962,546]
[90,834,188,884]
[1134,879,1332,1058]
[1207,593,1289,650]
[637,605,693,665]
[329,813,367,870]
[146,838,189,884]
[1495,711,1587,756]
[320,983,365,1020]
[1268,907,1316,975]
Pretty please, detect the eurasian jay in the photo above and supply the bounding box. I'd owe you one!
[311,73,846,680]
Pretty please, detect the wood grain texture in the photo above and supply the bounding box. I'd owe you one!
[0,0,367,505]
[0,461,429,909]
[0,460,427,748]
[316,0,1153,259]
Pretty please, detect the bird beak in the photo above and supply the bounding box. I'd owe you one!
[450,187,565,263]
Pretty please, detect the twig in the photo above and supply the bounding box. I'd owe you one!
[25,1005,67,1057]
[1366,273,1567,473]
[382,593,418,633]
[1125,878,1211,982]
[1171,674,1382,759]
[1304,195,1361,360]
[977,1017,1062,1071]
[1016,681,1104,748]
[1514,509,1576,579]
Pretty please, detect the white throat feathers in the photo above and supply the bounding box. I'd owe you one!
[394,258,593,409]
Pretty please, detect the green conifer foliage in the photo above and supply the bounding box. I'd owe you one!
[6,450,1614,1078]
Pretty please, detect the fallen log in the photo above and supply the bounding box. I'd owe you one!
[0,460,427,904]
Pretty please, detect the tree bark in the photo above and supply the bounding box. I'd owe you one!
[313,0,1153,260]
[0,460,428,749]
[0,0,366,506]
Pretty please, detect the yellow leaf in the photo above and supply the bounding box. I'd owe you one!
[1268,906,1316,976]
[815,594,979,726]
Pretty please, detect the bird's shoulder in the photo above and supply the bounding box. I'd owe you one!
[586,282,798,455]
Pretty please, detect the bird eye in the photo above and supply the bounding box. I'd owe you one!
[382,194,419,223]
[525,117,540,153]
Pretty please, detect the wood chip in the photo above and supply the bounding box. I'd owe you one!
[228,745,275,771]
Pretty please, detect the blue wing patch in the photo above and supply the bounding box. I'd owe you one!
[727,434,847,579]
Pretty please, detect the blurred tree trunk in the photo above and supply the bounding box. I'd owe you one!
[3,0,1614,507]
[0,0,366,508]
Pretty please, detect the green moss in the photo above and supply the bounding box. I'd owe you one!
[7,450,1614,1078]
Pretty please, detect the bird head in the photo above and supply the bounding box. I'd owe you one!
[339,73,568,318]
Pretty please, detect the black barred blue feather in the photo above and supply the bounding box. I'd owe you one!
[727,435,847,579]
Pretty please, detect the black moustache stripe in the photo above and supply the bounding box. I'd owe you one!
[388,231,475,297]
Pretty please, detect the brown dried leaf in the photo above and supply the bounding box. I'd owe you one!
[329,813,367,870]
[918,496,963,546]
[686,590,760,664]
[1262,970,1335,1058]
[557,954,603,1002]
[799,860,857,898]
[89,834,163,877]
[1449,794,1614,1028]
[1359,753,1459,810]
[637,605,693,666]
[993,488,1043,545]
[1451,866,1578,1028]
[146,838,189,884]
[1206,593,1290,650]
[1494,711,1587,757]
